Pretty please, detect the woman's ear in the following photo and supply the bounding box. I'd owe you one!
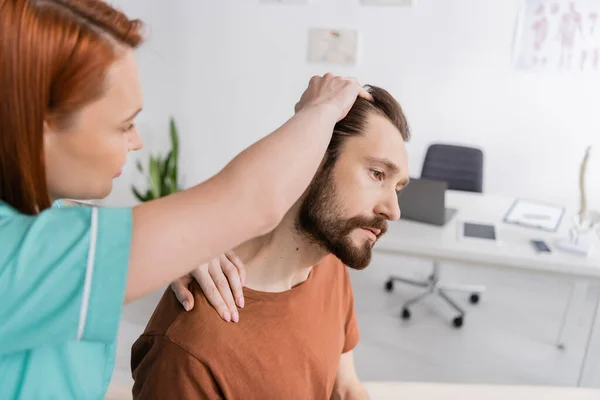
[42,119,55,136]
[42,120,55,153]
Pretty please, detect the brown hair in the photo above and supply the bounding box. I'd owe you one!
[0,0,144,215]
[324,85,411,168]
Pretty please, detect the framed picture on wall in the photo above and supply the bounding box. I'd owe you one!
[307,29,359,66]
[513,0,600,72]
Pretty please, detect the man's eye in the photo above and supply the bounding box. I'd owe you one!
[370,170,384,181]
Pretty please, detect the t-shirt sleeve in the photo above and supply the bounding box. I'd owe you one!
[131,334,224,400]
[0,204,132,355]
[342,265,360,353]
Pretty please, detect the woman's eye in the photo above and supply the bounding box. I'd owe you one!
[122,124,135,133]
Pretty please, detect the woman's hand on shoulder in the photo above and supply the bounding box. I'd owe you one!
[170,251,246,322]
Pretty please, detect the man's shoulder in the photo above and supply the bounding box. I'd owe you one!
[141,284,236,359]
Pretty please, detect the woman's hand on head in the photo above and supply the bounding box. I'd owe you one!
[170,251,247,322]
[294,73,374,122]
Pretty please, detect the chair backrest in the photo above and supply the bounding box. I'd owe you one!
[420,144,484,193]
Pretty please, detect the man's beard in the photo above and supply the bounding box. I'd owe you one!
[296,164,388,270]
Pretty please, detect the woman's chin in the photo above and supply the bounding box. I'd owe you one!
[86,182,113,201]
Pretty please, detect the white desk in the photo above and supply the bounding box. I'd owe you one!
[374,191,600,386]
[364,382,600,400]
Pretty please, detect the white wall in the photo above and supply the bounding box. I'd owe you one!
[107,0,600,212]
[102,0,179,207]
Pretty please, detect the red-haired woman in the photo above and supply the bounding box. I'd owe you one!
[0,0,372,398]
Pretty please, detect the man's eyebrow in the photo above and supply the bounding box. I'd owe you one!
[366,156,401,175]
[123,108,142,122]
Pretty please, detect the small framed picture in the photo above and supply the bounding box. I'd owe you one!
[308,29,359,66]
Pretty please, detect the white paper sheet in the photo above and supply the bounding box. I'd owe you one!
[504,199,565,231]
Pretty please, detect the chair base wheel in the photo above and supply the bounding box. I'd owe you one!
[385,280,394,292]
[401,308,411,320]
[469,293,480,304]
[452,316,464,328]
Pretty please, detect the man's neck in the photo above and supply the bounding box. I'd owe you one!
[234,205,328,293]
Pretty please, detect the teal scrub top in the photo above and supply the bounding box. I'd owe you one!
[0,200,133,400]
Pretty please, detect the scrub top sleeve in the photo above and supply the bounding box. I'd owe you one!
[82,206,133,342]
[0,205,133,355]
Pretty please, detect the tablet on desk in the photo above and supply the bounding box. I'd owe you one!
[458,221,498,243]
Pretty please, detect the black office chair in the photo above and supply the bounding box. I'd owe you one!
[385,143,486,328]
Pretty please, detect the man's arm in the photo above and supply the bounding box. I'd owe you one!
[331,351,370,400]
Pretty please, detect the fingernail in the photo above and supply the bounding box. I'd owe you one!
[232,311,239,323]
[238,297,245,308]
[183,301,191,312]
[223,311,231,322]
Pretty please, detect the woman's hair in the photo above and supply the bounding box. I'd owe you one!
[0,0,144,214]
[323,85,411,170]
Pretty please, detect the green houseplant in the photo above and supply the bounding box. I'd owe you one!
[132,117,182,202]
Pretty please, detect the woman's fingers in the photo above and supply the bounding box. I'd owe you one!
[189,251,247,322]
[192,264,233,322]
[295,73,373,121]
[170,276,194,311]
[220,254,245,309]
[207,259,239,323]
[343,78,373,102]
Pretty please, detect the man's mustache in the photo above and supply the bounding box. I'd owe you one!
[342,215,388,238]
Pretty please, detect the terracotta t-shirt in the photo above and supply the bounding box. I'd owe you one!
[131,254,360,399]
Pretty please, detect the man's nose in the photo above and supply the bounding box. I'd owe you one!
[376,192,401,222]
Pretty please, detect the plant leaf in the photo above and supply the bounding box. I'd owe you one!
[135,159,144,173]
[168,177,177,194]
[170,162,178,193]
[169,117,180,194]
[161,151,173,196]
[149,156,161,199]
[132,186,146,203]
[170,118,179,166]
[157,156,167,197]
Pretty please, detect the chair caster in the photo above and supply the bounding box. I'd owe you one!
[452,316,464,328]
[401,308,411,320]
[469,293,480,304]
[385,279,394,292]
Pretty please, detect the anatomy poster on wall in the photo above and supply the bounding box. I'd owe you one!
[308,29,359,65]
[513,0,600,72]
